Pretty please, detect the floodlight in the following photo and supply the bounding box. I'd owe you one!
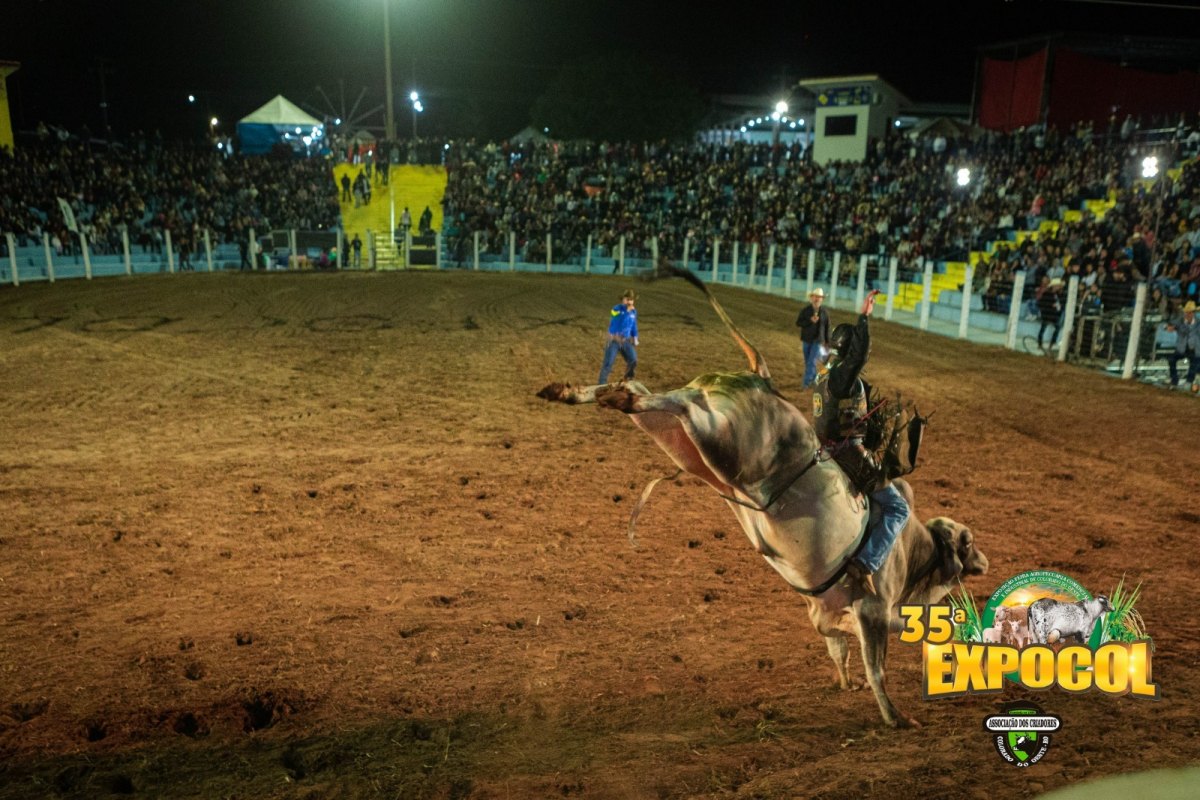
[334,117,342,125]
[210,117,219,127]
[188,94,196,103]
[1141,156,1158,179]
[956,168,971,187]
[775,100,788,114]
[414,101,423,112]
[410,91,419,102]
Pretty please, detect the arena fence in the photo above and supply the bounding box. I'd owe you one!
[0,227,1178,388]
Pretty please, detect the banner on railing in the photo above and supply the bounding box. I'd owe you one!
[57,198,78,233]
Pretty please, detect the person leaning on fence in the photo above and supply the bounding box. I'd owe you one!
[1165,300,1200,392]
[598,289,638,384]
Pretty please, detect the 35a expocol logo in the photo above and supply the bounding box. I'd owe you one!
[900,571,1157,699]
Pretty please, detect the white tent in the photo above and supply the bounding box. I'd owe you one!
[237,95,323,155]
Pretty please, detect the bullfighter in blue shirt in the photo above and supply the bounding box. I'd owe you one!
[598,289,639,384]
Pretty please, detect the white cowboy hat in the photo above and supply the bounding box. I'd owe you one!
[810,287,825,297]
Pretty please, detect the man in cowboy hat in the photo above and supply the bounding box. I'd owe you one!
[1166,300,1200,391]
[796,287,831,389]
[598,289,639,384]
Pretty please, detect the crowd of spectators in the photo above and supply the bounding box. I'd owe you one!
[0,130,340,260]
[440,120,1200,322]
[4,116,1199,330]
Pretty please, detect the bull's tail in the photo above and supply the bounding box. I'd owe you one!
[657,264,770,380]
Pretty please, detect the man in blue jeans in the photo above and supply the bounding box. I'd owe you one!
[796,287,830,389]
[812,289,910,596]
[598,289,639,384]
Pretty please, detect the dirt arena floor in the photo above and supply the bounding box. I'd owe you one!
[0,270,1198,799]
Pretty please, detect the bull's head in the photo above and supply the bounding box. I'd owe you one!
[927,517,989,579]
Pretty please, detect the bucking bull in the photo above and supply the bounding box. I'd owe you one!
[538,269,988,727]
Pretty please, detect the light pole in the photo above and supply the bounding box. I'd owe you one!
[771,100,788,162]
[383,0,395,141]
[410,91,422,138]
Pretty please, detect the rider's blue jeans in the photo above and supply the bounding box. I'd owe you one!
[598,338,637,384]
[858,483,910,573]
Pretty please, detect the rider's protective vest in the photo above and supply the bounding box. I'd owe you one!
[813,373,868,442]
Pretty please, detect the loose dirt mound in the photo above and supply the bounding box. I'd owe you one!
[0,271,1197,799]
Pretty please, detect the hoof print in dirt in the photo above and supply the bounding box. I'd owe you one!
[612,494,623,503]
[703,590,719,603]
[687,539,701,549]
[459,476,470,486]
[399,624,428,639]
[178,638,194,651]
[306,489,318,498]
[505,619,525,631]
[235,631,254,646]
[84,719,107,741]
[9,698,49,724]
[563,608,586,621]
[172,711,208,738]
[251,484,262,494]
[241,691,297,733]
[501,439,513,449]
[184,662,206,681]
[430,595,457,607]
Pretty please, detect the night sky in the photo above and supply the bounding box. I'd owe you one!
[2,0,1198,140]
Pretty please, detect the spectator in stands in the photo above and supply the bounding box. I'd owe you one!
[1036,277,1064,350]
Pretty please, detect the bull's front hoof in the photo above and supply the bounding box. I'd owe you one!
[536,382,570,402]
[892,714,923,730]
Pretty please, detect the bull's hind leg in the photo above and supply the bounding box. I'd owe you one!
[855,600,920,728]
[823,635,862,690]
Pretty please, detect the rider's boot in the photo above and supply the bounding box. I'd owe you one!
[845,560,878,597]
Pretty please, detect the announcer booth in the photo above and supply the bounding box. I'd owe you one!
[796,75,910,165]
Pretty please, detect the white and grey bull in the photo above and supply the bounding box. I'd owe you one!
[1028,595,1111,645]
[538,270,988,727]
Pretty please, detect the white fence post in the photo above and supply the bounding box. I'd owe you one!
[1005,270,1028,350]
[546,232,552,273]
[766,244,776,294]
[43,232,55,282]
[784,246,794,297]
[81,232,93,280]
[473,231,480,271]
[336,229,343,270]
[435,231,442,270]
[885,256,898,321]
[508,231,516,272]
[1057,275,1080,362]
[919,258,934,330]
[618,236,626,275]
[248,227,257,270]
[650,236,658,264]
[404,230,412,269]
[204,229,214,272]
[806,248,815,296]
[5,233,17,286]
[749,242,759,288]
[165,229,175,274]
[585,233,592,273]
[289,229,297,269]
[1121,282,1149,380]
[711,239,720,283]
[682,237,690,271]
[731,241,739,286]
[855,254,868,309]
[829,252,840,308]
[121,227,132,276]
[958,264,974,339]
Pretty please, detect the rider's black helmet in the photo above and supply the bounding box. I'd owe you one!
[830,323,856,355]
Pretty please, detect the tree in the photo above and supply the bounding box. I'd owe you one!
[531,53,705,141]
